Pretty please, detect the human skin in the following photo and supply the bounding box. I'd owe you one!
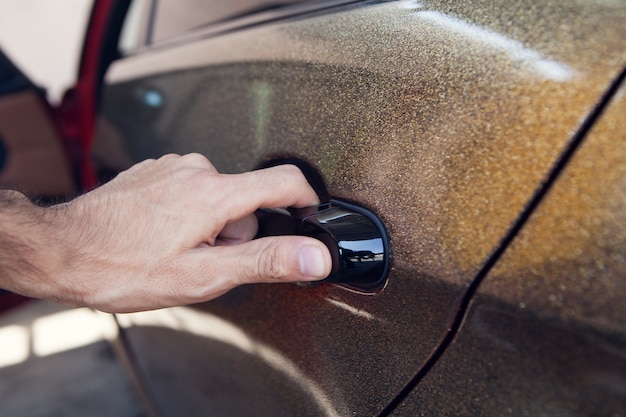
[0,153,332,313]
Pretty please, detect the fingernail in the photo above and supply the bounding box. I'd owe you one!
[299,245,327,279]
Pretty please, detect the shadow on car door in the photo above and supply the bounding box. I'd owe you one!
[92,0,626,415]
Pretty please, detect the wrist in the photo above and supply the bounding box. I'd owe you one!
[0,191,70,302]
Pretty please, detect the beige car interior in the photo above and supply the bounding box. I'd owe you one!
[0,90,75,198]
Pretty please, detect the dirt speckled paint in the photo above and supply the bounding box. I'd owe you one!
[482,84,626,329]
[104,0,626,285]
[97,0,626,415]
[390,87,626,416]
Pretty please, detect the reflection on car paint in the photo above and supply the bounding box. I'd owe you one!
[400,2,574,81]
[118,307,342,417]
[97,0,626,415]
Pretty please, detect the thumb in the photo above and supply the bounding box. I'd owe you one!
[217,236,332,285]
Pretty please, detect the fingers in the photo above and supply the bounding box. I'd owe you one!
[142,157,317,218]
[224,235,332,283]
[177,235,331,301]
[219,164,321,221]
[215,214,258,246]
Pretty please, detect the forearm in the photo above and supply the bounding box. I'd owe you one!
[0,190,62,300]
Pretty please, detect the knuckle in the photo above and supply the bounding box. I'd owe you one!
[156,153,181,164]
[193,170,220,192]
[257,244,288,281]
[276,164,303,181]
[159,153,180,160]
[284,165,307,183]
[286,163,303,176]
[181,152,204,162]
[181,153,215,171]
[281,164,310,190]
[127,158,156,172]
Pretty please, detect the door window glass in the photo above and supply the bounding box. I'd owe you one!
[119,0,153,55]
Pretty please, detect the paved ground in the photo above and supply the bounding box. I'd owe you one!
[0,301,144,417]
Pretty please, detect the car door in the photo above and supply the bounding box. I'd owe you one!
[387,79,626,416]
[92,0,626,416]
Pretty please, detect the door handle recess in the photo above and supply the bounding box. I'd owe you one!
[256,199,391,291]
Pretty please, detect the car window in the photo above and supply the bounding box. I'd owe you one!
[119,0,153,55]
[151,0,308,43]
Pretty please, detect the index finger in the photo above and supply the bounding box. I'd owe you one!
[219,164,321,222]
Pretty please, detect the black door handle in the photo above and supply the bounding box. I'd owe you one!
[256,199,391,291]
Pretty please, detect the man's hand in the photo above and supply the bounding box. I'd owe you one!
[0,154,332,313]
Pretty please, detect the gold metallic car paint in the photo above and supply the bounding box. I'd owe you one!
[390,81,626,417]
[95,0,626,415]
[484,85,626,330]
[104,0,626,286]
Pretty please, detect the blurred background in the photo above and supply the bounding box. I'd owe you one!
[0,1,142,415]
[0,0,93,103]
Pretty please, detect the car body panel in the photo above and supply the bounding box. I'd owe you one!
[390,78,626,416]
[92,0,626,415]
